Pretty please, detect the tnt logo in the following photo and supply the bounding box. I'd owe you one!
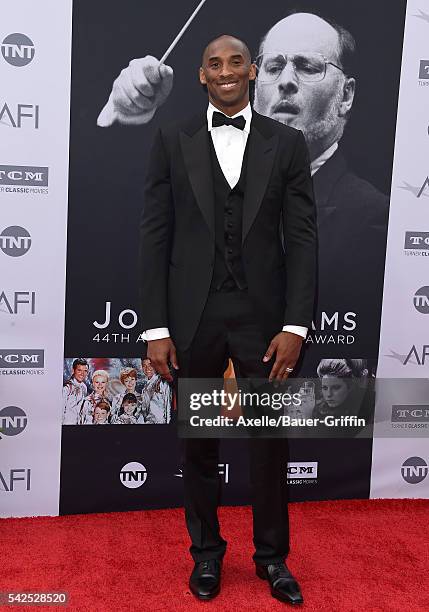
[401,457,428,484]
[0,226,31,257]
[120,461,147,488]
[0,406,27,438]
[1,33,35,67]
[413,287,429,314]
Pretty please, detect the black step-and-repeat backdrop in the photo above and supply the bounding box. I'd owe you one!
[61,0,406,514]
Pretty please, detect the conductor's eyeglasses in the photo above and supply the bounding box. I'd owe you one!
[255,51,346,83]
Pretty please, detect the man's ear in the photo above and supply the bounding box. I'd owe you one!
[339,77,355,117]
[249,62,257,82]
[199,66,207,85]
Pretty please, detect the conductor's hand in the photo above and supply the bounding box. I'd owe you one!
[263,332,304,384]
[146,338,178,383]
[97,56,174,127]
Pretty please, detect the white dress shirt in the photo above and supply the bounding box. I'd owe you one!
[310,141,338,176]
[142,102,308,342]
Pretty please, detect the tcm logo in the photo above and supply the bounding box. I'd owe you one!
[1,33,35,67]
[0,165,48,187]
[418,60,429,80]
[287,461,318,479]
[174,463,230,484]
[0,468,31,491]
[413,287,429,314]
[404,231,429,254]
[0,350,44,369]
[401,457,428,484]
[0,406,27,438]
[120,461,147,488]
[0,103,39,129]
[392,405,429,423]
[0,226,32,257]
[0,291,36,315]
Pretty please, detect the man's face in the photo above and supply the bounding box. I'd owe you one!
[254,13,354,158]
[124,375,136,391]
[142,359,155,379]
[73,364,88,383]
[93,375,107,394]
[94,407,108,423]
[199,37,256,113]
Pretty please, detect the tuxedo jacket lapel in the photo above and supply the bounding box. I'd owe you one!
[242,116,278,243]
[179,115,215,239]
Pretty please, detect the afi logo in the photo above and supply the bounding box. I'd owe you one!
[0,291,36,315]
[0,468,31,491]
[404,345,429,366]
[0,103,39,129]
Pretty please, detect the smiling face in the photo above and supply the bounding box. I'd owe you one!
[124,375,136,392]
[93,375,107,395]
[254,13,355,159]
[199,35,256,116]
[94,406,108,423]
[73,364,88,383]
[321,376,350,408]
[142,359,155,379]
[123,400,137,415]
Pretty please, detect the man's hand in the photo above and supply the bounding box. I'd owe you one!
[146,337,178,383]
[97,56,174,127]
[263,332,304,383]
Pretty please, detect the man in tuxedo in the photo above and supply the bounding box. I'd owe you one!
[139,35,316,604]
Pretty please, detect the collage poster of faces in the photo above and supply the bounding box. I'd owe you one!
[62,357,173,426]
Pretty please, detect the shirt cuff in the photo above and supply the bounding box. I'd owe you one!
[142,327,170,342]
[282,325,308,339]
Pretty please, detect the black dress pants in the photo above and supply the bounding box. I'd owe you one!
[177,289,290,565]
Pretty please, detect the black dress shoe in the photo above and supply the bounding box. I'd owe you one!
[256,562,303,605]
[189,559,222,600]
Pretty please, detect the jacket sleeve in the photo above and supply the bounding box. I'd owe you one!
[139,128,174,330]
[282,129,317,328]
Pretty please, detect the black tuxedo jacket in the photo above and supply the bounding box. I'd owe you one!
[140,109,317,351]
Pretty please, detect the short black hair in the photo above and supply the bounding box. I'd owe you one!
[72,357,88,370]
[202,34,252,65]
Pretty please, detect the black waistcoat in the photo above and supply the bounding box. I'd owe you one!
[208,133,249,292]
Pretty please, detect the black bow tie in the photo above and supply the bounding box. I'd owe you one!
[212,111,246,131]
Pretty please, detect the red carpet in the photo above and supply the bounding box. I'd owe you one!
[1,499,428,612]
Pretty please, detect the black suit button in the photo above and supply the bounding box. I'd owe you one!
[227,222,233,228]
[227,248,233,255]
[227,209,233,215]
[227,234,234,242]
